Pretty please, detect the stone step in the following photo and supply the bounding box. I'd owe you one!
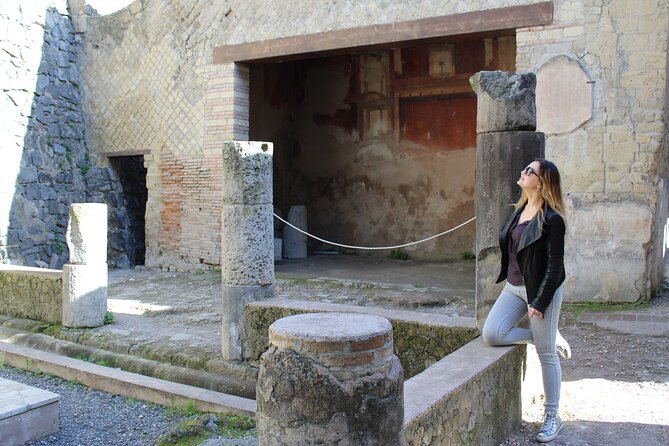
[0,377,59,446]
[0,341,255,418]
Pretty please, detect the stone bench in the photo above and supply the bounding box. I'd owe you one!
[0,377,59,446]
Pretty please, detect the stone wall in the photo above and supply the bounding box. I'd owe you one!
[0,1,138,269]
[516,0,669,301]
[0,265,62,325]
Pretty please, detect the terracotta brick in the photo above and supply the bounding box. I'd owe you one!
[351,335,386,352]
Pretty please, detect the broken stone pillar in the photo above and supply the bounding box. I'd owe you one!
[257,313,404,446]
[221,141,274,360]
[283,205,307,259]
[470,71,545,329]
[62,203,108,328]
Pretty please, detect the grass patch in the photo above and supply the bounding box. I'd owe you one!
[563,300,650,316]
[387,249,410,260]
[74,353,113,368]
[459,251,476,260]
[166,400,201,418]
[153,413,256,446]
[104,311,114,325]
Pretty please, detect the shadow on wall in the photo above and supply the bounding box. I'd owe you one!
[4,7,136,269]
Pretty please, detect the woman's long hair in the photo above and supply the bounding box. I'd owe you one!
[515,159,565,224]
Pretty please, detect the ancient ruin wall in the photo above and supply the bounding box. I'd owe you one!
[516,0,669,301]
[74,0,668,301]
[0,1,136,269]
[74,0,540,269]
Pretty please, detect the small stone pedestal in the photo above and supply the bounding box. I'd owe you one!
[62,203,108,328]
[257,313,404,446]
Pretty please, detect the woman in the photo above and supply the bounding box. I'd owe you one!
[482,158,571,443]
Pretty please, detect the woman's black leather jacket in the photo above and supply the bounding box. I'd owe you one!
[496,204,566,314]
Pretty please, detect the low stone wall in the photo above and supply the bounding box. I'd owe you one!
[244,299,479,378]
[0,265,62,325]
[403,338,524,446]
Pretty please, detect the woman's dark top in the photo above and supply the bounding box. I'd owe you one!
[507,213,530,286]
[496,204,566,314]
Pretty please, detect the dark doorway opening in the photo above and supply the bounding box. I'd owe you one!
[114,156,147,266]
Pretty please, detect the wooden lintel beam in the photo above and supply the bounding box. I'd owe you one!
[213,2,553,64]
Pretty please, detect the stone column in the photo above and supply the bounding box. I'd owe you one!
[257,313,404,446]
[61,203,108,328]
[470,71,545,329]
[221,141,274,361]
[283,205,307,259]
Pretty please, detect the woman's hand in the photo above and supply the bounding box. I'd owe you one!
[528,307,544,319]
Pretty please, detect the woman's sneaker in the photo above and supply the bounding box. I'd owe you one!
[536,412,563,443]
[556,330,571,359]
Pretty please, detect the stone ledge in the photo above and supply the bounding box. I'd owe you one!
[0,341,256,418]
[403,338,524,446]
[0,325,256,399]
[0,264,62,278]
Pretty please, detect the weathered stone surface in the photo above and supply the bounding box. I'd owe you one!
[257,312,404,446]
[221,284,274,361]
[269,313,393,380]
[564,199,653,302]
[474,131,544,327]
[0,5,135,269]
[282,205,307,259]
[403,338,524,446]
[62,263,107,328]
[536,55,593,134]
[0,265,62,325]
[469,71,536,133]
[66,203,108,265]
[220,204,274,286]
[221,141,273,205]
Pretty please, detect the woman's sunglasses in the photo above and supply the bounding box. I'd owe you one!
[523,166,540,178]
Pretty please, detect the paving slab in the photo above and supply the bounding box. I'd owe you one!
[0,377,59,446]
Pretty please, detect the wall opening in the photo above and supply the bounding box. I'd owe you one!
[110,155,147,266]
[250,34,515,260]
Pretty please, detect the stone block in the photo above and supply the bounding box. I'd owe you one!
[283,205,307,259]
[0,378,59,446]
[221,204,274,286]
[469,71,537,133]
[66,203,107,265]
[222,141,273,205]
[62,263,107,328]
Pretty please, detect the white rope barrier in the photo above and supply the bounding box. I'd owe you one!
[273,213,476,251]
